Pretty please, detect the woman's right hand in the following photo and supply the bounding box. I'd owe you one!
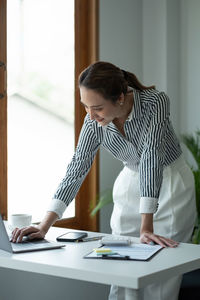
[11,225,46,243]
[11,211,59,243]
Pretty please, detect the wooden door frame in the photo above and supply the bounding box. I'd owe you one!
[0,0,99,231]
[55,0,99,231]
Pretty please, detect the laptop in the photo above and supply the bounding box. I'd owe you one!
[0,214,65,253]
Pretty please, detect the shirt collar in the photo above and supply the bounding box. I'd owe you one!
[127,88,142,121]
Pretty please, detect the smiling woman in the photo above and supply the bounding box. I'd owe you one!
[74,60,196,300]
[78,61,153,133]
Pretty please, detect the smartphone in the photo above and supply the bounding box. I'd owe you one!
[56,232,88,242]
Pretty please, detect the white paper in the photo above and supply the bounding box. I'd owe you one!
[85,244,162,260]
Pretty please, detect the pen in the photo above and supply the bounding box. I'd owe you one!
[81,236,104,242]
[102,254,130,260]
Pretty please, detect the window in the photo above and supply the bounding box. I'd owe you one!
[7,0,75,223]
[0,0,99,231]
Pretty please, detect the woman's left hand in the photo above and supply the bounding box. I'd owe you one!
[140,231,179,248]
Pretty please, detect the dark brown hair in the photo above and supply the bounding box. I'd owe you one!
[78,61,155,102]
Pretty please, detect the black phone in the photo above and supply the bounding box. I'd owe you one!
[56,232,88,242]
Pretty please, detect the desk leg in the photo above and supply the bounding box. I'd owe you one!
[109,286,142,300]
[125,287,142,300]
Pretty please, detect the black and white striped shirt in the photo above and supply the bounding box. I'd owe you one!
[48,88,182,218]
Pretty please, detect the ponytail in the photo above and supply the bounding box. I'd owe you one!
[121,69,155,91]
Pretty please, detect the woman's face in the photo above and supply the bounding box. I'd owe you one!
[80,87,123,126]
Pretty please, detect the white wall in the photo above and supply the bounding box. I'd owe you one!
[180,0,200,134]
[99,0,200,233]
[142,0,181,131]
[99,0,142,233]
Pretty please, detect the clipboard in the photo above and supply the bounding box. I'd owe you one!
[84,244,163,261]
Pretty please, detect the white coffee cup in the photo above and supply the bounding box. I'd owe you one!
[9,214,32,229]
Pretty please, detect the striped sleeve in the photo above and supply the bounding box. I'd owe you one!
[48,115,101,218]
[139,92,170,214]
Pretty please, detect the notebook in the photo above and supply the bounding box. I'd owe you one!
[0,214,65,253]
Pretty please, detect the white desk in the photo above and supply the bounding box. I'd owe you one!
[0,226,200,290]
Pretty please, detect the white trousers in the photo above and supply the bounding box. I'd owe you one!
[109,155,196,300]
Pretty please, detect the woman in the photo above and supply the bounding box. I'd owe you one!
[12,61,196,300]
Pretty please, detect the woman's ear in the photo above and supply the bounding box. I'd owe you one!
[117,93,125,106]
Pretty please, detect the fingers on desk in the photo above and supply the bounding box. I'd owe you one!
[140,232,179,248]
[158,236,179,248]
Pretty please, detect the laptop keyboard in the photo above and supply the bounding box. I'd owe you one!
[11,239,50,249]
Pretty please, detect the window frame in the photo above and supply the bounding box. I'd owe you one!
[0,0,99,232]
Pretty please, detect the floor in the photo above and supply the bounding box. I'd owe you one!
[179,269,200,299]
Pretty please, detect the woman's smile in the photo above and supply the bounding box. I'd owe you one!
[96,117,104,122]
